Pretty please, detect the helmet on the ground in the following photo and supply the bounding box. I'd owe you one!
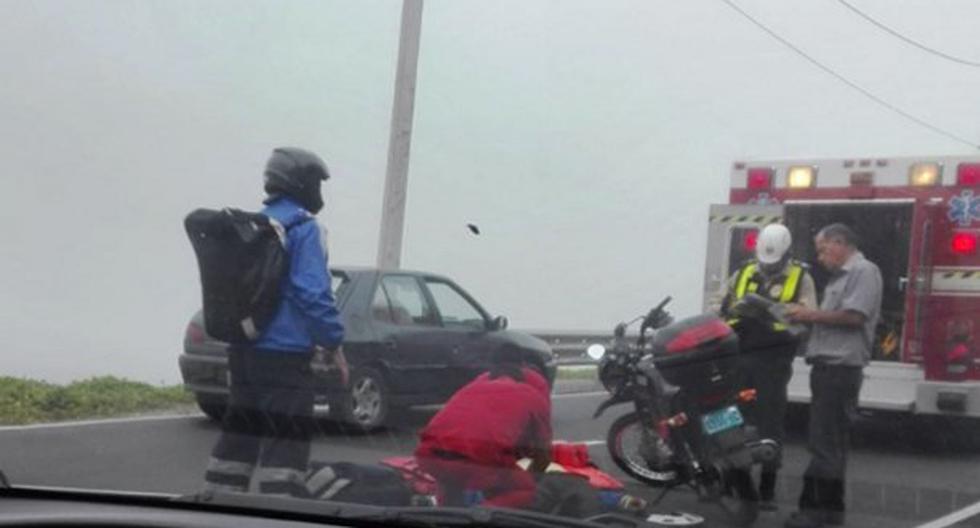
[263,147,330,214]
[756,224,792,265]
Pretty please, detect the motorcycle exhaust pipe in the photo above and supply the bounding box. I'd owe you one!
[747,439,781,464]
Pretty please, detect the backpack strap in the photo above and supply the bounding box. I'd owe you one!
[283,211,315,229]
[269,211,314,247]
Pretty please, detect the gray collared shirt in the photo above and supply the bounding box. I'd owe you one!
[805,252,883,367]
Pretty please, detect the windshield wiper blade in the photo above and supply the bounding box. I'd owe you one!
[348,506,610,528]
[178,490,370,519]
[182,492,603,528]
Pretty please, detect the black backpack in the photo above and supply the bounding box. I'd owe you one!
[305,462,413,506]
[530,473,602,518]
[184,208,309,344]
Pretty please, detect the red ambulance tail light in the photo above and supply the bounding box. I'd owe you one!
[746,168,773,190]
[949,343,970,363]
[946,320,974,378]
[743,229,759,252]
[957,163,980,186]
[951,232,978,255]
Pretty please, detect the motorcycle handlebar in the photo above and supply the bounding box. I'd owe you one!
[653,296,672,313]
[640,296,673,335]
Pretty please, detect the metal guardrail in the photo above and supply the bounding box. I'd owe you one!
[528,332,610,366]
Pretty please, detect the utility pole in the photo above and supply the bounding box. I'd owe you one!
[377,0,424,269]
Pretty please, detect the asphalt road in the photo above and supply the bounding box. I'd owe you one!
[2,387,980,528]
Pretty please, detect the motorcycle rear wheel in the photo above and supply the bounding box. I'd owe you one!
[607,412,682,488]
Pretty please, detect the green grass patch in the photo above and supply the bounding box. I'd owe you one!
[0,376,195,425]
[556,365,598,381]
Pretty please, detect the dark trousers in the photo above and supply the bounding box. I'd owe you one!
[738,346,794,499]
[204,347,315,497]
[739,348,794,467]
[798,363,863,515]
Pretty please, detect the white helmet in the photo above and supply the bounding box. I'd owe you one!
[755,224,792,265]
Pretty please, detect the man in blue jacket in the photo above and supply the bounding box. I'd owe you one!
[204,147,345,498]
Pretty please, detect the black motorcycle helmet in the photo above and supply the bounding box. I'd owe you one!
[263,147,330,214]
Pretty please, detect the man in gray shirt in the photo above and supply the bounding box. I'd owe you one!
[783,223,883,528]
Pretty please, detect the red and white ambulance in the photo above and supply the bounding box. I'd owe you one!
[703,156,980,418]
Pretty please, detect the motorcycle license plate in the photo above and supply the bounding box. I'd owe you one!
[701,406,744,435]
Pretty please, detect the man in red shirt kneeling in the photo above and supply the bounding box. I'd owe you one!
[415,345,552,509]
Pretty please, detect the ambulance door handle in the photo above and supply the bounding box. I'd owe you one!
[898,276,909,292]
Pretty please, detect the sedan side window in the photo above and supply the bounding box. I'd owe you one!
[377,276,437,326]
[371,286,396,324]
[425,280,487,330]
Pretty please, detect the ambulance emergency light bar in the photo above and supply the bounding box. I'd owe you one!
[746,168,773,190]
[787,166,815,189]
[959,163,980,186]
[909,163,940,187]
[739,161,980,189]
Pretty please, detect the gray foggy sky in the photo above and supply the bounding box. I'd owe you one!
[2,0,979,383]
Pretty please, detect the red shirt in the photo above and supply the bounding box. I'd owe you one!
[417,368,552,467]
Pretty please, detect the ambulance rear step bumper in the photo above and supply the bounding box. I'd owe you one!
[787,357,980,417]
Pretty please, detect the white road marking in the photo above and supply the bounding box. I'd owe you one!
[553,391,606,399]
[0,413,203,432]
[554,439,606,446]
[918,499,980,528]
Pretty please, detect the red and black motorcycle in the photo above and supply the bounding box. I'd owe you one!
[589,296,782,527]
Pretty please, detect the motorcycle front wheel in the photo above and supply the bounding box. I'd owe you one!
[607,412,682,488]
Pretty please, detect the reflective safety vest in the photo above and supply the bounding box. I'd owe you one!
[727,262,803,332]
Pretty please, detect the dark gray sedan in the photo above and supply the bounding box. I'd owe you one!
[179,267,557,430]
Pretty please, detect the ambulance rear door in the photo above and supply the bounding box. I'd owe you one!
[703,203,785,312]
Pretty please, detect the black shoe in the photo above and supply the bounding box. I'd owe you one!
[784,511,824,528]
[821,510,844,526]
[759,499,778,512]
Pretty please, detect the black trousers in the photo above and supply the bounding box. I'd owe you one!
[798,363,863,515]
[738,347,795,471]
[204,347,315,497]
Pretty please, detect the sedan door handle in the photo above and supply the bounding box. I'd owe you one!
[383,340,397,350]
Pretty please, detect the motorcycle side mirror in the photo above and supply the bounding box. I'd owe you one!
[613,323,627,338]
[586,344,607,360]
